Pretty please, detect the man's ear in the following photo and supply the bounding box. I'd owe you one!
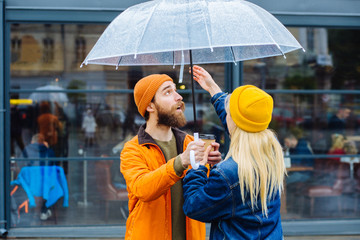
[146,102,156,113]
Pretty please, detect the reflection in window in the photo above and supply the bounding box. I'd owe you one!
[9,23,226,228]
[42,37,54,63]
[75,37,86,64]
[11,36,21,63]
[21,35,42,63]
[306,28,315,52]
[243,28,360,220]
[9,23,360,226]
[244,28,360,91]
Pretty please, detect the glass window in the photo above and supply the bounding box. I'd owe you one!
[244,28,360,91]
[244,28,360,220]
[10,23,359,227]
[9,23,226,227]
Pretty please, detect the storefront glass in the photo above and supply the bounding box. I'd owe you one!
[244,28,360,220]
[9,23,226,227]
[9,24,360,227]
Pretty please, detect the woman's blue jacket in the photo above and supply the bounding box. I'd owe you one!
[182,92,283,240]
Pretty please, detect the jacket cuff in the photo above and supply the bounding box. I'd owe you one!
[210,92,227,105]
[197,165,209,174]
[166,158,185,181]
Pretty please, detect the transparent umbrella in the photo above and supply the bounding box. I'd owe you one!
[81,0,304,124]
[29,85,68,103]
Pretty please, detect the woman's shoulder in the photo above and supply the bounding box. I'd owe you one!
[216,157,237,169]
[213,158,239,184]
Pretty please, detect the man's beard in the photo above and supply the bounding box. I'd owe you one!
[155,101,187,128]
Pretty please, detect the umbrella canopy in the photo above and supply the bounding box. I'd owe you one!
[29,85,69,103]
[82,0,303,67]
[81,0,304,133]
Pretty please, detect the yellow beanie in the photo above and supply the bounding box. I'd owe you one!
[229,85,273,132]
[134,74,173,117]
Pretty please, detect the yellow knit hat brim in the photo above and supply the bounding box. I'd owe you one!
[229,85,273,133]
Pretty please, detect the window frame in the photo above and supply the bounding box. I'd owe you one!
[2,2,360,237]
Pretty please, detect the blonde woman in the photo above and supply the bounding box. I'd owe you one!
[183,66,286,240]
[344,140,358,155]
[328,133,346,161]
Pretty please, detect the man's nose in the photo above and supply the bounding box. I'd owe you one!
[175,91,183,101]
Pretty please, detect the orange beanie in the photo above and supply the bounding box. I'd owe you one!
[134,74,173,117]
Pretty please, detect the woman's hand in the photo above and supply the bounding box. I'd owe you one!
[190,65,222,97]
[200,142,222,166]
[207,142,222,166]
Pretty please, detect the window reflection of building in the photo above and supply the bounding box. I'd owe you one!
[11,36,21,63]
[42,37,54,63]
[75,37,86,64]
[306,28,315,52]
[20,35,42,63]
[42,24,55,64]
[75,25,87,64]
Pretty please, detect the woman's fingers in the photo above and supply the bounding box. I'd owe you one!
[208,143,222,165]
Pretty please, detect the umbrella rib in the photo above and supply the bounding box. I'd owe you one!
[217,0,241,64]
[199,0,213,51]
[245,3,286,58]
[133,2,161,59]
[230,46,237,64]
[172,51,175,68]
[116,56,123,70]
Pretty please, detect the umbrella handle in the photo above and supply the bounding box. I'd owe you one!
[190,133,200,170]
[190,150,199,170]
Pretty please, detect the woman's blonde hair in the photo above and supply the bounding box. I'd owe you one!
[330,133,345,152]
[224,95,286,216]
[344,140,357,155]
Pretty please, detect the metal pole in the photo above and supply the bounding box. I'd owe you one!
[83,158,88,206]
[78,150,88,207]
[189,50,197,132]
[0,0,8,233]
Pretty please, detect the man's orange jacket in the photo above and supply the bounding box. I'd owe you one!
[120,126,205,240]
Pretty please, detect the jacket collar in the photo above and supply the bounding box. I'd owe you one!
[137,124,187,154]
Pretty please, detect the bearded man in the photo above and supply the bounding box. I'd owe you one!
[120,74,221,240]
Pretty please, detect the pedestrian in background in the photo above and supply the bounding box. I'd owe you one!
[82,108,97,148]
[37,101,62,157]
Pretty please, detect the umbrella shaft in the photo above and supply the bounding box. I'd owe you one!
[189,50,197,132]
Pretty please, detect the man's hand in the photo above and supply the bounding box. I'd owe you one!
[190,65,222,97]
[180,140,206,168]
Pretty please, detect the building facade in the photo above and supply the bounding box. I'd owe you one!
[1,0,360,238]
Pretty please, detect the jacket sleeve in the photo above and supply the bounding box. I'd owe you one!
[120,142,183,202]
[183,165,232,222]
[210,92,229,135]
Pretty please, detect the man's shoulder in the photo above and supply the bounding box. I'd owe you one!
[172,127,189,137]
[171,128,194,143]
[124,135,139,146]
[121,135,145,157]
[328,115,341,124]
[296,139,313,154]
[297,138,308,145]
